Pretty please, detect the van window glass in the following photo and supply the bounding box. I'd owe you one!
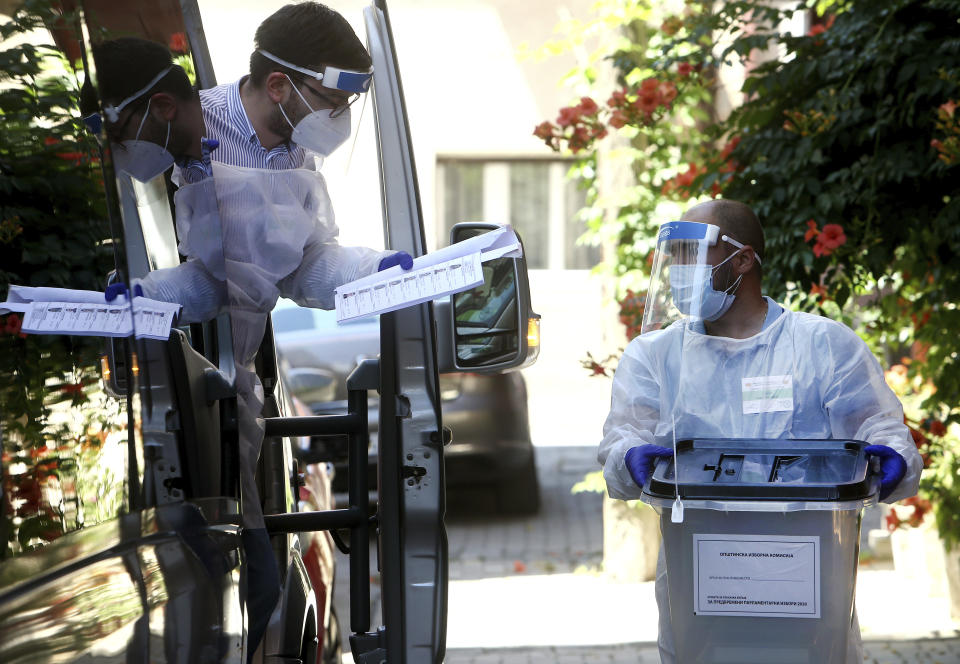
[1,363,132,559]
[0,10,138,559]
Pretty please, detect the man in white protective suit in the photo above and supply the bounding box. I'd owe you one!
[91,7,411,659]
[597,199,922,664]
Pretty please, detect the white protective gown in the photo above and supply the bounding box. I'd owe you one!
[138,162,388,328]
[598,307,923,663]
[138,163,389,527]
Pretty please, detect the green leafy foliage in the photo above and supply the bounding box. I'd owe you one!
[532,0,716,290]
[1,0,125,557]
[540,0,960,537]
[697,0,960,539]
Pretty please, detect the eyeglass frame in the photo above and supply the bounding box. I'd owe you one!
[295,77,360,118]
[103,97,151,145]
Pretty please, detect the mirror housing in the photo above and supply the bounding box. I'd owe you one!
[285,367,338,406]
[436,222,540,374]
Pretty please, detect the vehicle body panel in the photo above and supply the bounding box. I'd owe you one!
[0,504,244,663]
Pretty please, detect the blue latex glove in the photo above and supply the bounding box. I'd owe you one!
[378,251,414,272]
[105,282,143,302]
[625,444,674,489]
[864,445,907,501]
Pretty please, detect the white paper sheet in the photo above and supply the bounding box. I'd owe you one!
[693,533,820,618]
[1,285,181,341]
[334,225,523,322]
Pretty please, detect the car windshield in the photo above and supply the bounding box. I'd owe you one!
[272,299,379,335]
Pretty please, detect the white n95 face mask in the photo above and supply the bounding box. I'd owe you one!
[668,250,743,321]
[112,98,175,183]
[277,75,351,157]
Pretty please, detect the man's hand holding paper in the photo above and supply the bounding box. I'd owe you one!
[1,284,181,340]
[334,225,523,322]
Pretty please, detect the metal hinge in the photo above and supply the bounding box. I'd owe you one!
[402,464,427,486]
[429,427,453,446]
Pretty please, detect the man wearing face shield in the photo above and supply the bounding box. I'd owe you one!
[90,14,409,660]
[212,2,368,170]
[597,199,922,663]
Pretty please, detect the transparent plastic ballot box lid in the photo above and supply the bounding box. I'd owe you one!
[641,438,879,506]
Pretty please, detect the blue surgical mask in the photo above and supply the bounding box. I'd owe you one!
[668,250,743,321]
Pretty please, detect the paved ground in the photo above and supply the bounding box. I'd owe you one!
[440,639,960,663]
[334,445,960,663]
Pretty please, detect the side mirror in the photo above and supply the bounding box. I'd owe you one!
[285,367,338,406]
[436,222,540,373]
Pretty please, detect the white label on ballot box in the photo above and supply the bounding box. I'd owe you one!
[693,534,820,618]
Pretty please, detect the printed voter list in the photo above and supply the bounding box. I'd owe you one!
[1,285,181,340]
[334,225,524,322]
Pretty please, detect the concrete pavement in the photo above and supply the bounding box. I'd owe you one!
[440,638,960,663]
[334,445,960,663]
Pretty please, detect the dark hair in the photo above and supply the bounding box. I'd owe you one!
[248,2,372,87]
[92,37,194,107]
[709,199,765,264]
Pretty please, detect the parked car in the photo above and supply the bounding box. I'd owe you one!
[285,386,342,664]
[273,300,541,514]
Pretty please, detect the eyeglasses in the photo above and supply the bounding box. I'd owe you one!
[299,79,360,118]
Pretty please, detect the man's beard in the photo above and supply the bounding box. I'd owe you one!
[268,103,295,142]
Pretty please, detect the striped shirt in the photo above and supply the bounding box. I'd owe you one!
[176,77,310,184]
[199,76,306,170]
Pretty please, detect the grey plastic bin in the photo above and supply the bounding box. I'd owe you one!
[640,438,879,664]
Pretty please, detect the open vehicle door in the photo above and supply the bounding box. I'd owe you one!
[358,3,449,660]
[341,6,541,661]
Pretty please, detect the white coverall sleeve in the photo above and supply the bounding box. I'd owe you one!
[819,320,922,503]
[277,241,393,310]
[598,339,662,500]
[134,259,227,324]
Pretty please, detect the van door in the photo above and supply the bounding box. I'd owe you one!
[363,4,449,662]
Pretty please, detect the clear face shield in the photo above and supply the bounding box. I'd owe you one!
[641,221,757,334]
